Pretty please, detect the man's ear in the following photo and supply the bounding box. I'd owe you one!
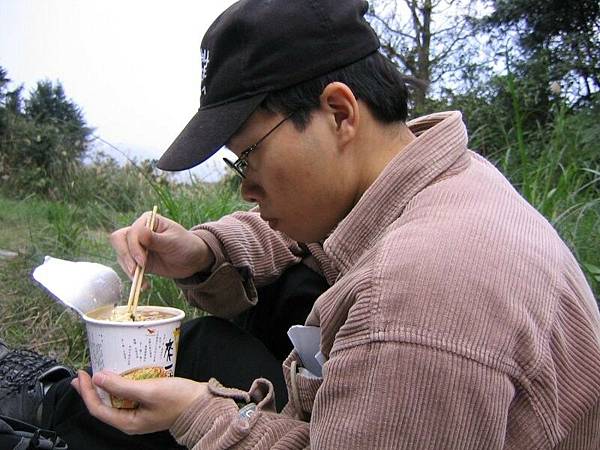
[319,82,359,146]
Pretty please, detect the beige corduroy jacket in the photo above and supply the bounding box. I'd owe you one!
[170,111,600,449]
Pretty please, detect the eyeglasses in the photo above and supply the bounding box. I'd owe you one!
[223,112,295,179]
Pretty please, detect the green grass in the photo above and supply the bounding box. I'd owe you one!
[0,197,88,366]
[0,181,248,368]
[496,88,600,296]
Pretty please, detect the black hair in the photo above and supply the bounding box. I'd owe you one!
[261,51,425,129]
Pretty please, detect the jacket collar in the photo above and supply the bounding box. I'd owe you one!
[323,111,469,275]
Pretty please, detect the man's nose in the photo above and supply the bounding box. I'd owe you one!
[240,178,261,203]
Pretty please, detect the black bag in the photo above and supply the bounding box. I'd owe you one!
[0,416,67,450]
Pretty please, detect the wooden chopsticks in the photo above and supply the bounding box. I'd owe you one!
[127,205,158,319]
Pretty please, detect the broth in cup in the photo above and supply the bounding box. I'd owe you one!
[86,305,178,322]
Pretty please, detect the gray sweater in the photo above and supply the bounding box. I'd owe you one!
[171,112,600,449]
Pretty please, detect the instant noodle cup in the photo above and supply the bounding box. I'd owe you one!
[83,305,185,408]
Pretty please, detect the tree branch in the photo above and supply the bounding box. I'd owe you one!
[404,0,424,39]
[430,33,473,65]
[382,42,418,74]
[369,11,417,41]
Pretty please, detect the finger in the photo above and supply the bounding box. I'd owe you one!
[151,214,172,234]
[138,214,172,250]
[110,227,137,277]
[136,227,155,254]
[79,371,150,435]
[76,371,131,429]
[126,222,152,268]
[117,255,136,279]
[93,370,151,404]
[130,211,167,266]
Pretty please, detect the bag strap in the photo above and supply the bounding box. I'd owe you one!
[0,416,68,450]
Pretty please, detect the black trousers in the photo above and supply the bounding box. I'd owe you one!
[41,263,328,450]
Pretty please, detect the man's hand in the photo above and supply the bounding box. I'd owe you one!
[71,370,208,435]
[110,212,215,280]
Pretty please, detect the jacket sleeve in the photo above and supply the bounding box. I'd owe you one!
[168,340,514,449]
[191,210,305,286]
[175,210,307,317]
[170,378,310,449]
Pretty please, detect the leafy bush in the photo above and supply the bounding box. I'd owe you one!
[0,72,92,198]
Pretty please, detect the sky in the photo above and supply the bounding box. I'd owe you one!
[1,0,238,182]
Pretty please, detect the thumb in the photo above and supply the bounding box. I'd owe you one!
[136,226,155,250]
[134,228,167,268]
[93,370,149,403]
[138,223,176,255]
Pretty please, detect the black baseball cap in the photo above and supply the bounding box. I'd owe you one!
[157,0,380,171]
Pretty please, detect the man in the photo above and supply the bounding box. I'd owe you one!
[4,0,600,448]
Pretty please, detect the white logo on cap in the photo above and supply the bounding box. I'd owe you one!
[200,48,210,97]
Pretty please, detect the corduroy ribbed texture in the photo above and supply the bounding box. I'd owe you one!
[172,112,600,449]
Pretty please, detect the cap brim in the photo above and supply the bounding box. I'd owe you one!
[157,93,268,171]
